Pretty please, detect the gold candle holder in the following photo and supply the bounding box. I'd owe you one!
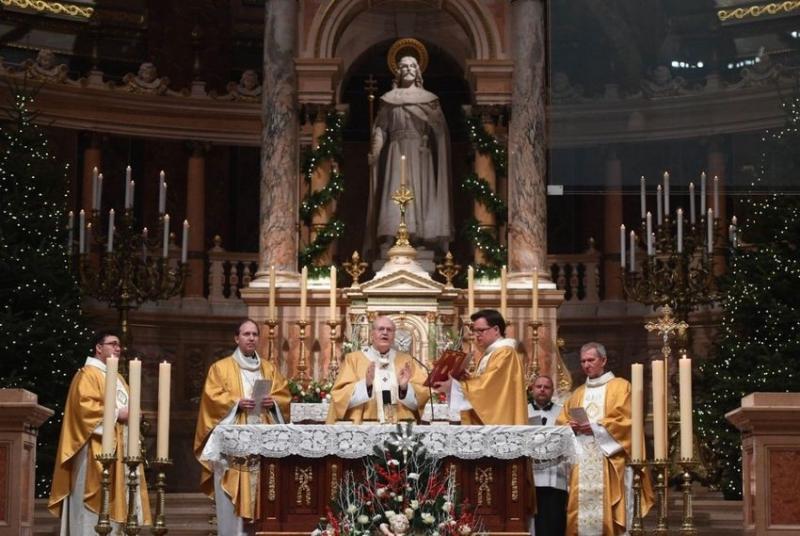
[123,455,145,535]
[295,319,310,383]
[151,458,172,535]
[462,319,475,373]
[680,460,697,535]
[651,459,669,535]
[326,319,341,382]
[628,461,645,536]
[527,320,543,383]
[265,318,279,362]
[94,452,117,535]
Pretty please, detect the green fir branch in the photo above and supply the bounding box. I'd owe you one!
[461,173,508,224]
[465,114,507,177]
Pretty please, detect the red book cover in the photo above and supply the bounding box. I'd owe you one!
[424,349,469,387]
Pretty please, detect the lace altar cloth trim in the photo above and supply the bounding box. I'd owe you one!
[201,424,576,469]
[290,402,330,423]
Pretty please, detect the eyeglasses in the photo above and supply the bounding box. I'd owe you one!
[101,341,121,347]
[472,326,495,334]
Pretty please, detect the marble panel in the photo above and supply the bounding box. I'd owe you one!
[769,448,800,525]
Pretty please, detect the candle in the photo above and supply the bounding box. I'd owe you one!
[629,231,636,272]
[159,179,167,215]
[181,220,189,264]
[652,359,666,460]
[86,222,92,252]
[162,214,170,258]
[639,176,646,220]
[142,227,148,260]
[124,167,131,209]
[79,210,86,254]
[156,361,171,460]
[689,182,696,225]
[400,155,407,189]
[268,265,276,320]
[329,265,337,322]
[700,172,707,215]
[67,211,74,250]
[300,265,308,321]
[663,171,670,217]
[631,363,644,462]
[107,209,115,253]
[713,176,719,219]
[646,212,653,256]
[92,167,98,211]
[96,173,103,214]
[129,180,135,210]
[531,267,539,322]
[676,208,683,254]
[101,356,118,455]
[707,209,714,254]
[620,224,626,269]
[656,185,663,225]
[679,356,693,460]
[128,358,141,458]
[467,265,475,315]
[500,265,507,318]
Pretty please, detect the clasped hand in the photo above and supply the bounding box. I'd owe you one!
[238,396,275,411]
[569,420,594,435]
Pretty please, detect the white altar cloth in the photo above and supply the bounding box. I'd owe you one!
[200,424,576,469]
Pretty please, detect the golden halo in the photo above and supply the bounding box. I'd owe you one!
[387,38,429,75]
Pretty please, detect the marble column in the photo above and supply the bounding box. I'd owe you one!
[473,111,498,265]
[707,136,727,276]
[258,0,298,278]
[603,146,624,300]
[81,133,102,213]
[185,142,207,298]
[508,0,547,273]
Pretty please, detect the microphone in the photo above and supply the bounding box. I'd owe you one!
[406,354,437,423]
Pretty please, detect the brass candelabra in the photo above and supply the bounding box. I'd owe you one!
[94,452,117,535]
[151,458,172,535]
[265,318,279,362]
[295,320,310,383]
[527,320,543,382]
[436,252,461,288]
[123,455,144,535]
[342,251,368,287]
[326,319,341,382]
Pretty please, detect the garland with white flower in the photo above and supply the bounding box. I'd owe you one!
[288,378,333,403]
[314,423,481,536]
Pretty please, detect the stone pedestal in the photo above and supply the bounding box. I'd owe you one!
[726,392,800,535]
[0,389,53,536]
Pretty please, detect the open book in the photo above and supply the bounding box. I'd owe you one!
[424,349,470,388]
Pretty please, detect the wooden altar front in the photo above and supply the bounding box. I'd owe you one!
[257,455,531,534]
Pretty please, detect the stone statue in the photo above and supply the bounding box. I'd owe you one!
[365,54,452,256]
[216,69,262,101]
[641,65,686,97]
[120,62,169,94]
[23,49,68,82]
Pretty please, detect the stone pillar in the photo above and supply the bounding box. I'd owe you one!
[81,133,102,213]
[603,146,624,300]
[185,142,207,299]
[707,136,728,275]
[258,0,298,278]
[0,389,53,536]
[508,0,547,273]
[473,111,498,265]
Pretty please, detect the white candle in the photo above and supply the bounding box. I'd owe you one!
[107,209,115,253]
[329,265,337,322]
[640,176,646,220]
[676,208,683,254]
[300,265,308,321]
[92,167,98,211]
[162,214,170,258]
[707,209,714,254]
[652,359,666,460]
[689,182,696,225]
[629,231,636,272]
[142,227,148,260]
[101,356,118,455]
[700,172,707,215]
[713,176,720,219]
[500,265,507,318]
[124,167,131,209]
[67,211,74,250]
[181,220,189,264]
[128,358,141,458]
[531,267,539,322]
[646,212,653,256]
[400,155,407,189]
[467,266,475,315]
[156,361,171,460]
[663,171,670,217]
[656,185,663,225]
[620,224,626,269]
[128,180,135,210]
[631,363,644,462]
[79,210,86,254]
[159,181,167,215]
[679,357,693,460]
[96,173,103,214]
[268,265,276,320]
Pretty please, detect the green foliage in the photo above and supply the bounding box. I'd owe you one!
[0,89,92,497]
[461,219,507,279]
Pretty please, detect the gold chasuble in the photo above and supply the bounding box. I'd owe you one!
[557,374,654,535]
[459,343,528,425]
[48,362,151,524]
[193,355,290,519]
[327,350,430,424]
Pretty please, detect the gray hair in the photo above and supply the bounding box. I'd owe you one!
[371,315,396,331]
[580,342,607,359]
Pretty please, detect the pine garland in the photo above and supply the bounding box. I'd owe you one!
[461,173,508,224]
[300,169,345,224]
[465,115,507,177]
[462,219,507,279]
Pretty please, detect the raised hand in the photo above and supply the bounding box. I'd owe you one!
[366,362,376,387]
[397,362,412,389]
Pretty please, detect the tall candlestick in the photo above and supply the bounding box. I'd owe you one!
[467,265,475,315]
[162,214,170,258]
[400,155,407,189]
[107,209,115,253]
[78,210,86,254]
[629,231,636,272]
[128,180,135,210]
[268,265,276,320]
[620,224,626,269]
[96,173,103,214]
[101,356,118,455]
[300,265,308,321]
[128,359,141,458]
[329,265,337,322]
[713,176,720,219]
[500,265,507,318]
[159,181,167,215]
[157,361,171,459]
[689,182,696,224]
[67,211,74,250]
[531,267,539,322]
[631,363,644,461]
[124,167,131,209]
[656,185,663,225]
[646,212,653,256]
[663,171,670,217]
[640,176,646,220]
[707,209,714,254]
[652,359,666,460]
[92,167,98,211]
[676,208,683,254]
[700,172,707,215]
[181,220,189,264]
[679,356,693,460]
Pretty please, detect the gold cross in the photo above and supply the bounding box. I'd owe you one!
[645,305,688,359]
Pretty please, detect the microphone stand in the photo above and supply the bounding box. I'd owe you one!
[408,355,436,423]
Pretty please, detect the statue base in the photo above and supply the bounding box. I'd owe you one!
[373,243,436,276]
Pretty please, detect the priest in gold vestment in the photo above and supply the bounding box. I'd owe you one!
[327,316,429,423]
[434,309,528,425]
[193,319,291,536]
[557,342,654,535]
[48,330,151,535]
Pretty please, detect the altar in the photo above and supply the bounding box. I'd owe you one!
[201,424,576,535]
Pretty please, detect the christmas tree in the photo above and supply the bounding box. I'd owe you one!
[695,83,800,499]
[0,89,92,496]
